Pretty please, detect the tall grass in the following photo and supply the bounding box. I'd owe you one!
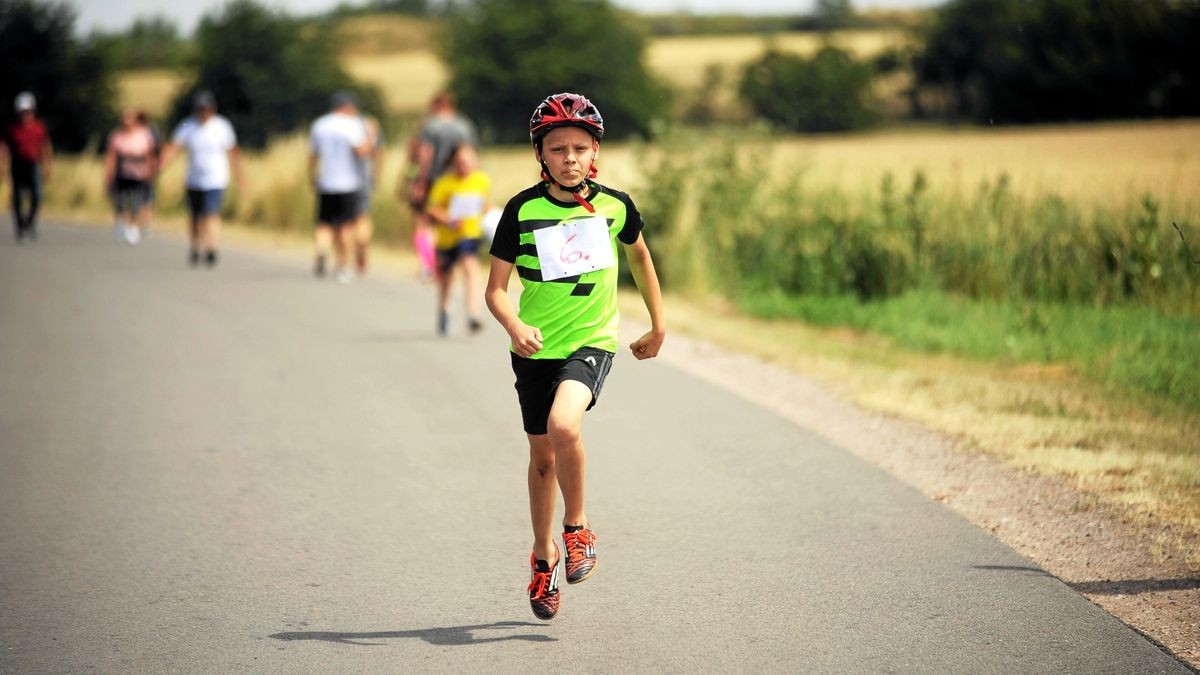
[637,128,1200,408]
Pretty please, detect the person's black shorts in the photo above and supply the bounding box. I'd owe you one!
[113,177,151,214]
[511,347,614,435]
[317,191,361,227]
[436,238,481,276]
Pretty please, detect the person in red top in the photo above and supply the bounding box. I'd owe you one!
[1,92,53,242]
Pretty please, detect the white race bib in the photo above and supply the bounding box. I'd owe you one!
[533,217,615,281]
[448,193,485,224]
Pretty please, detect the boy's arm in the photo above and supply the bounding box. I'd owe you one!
[485,257,543,357]
[623,233,666,360]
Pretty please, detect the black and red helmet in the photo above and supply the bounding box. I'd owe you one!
[529,93,604,146]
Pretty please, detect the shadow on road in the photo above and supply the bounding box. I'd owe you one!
[973,565,1051,576]
[1068,577,1200,595]
[974,565,1200,596]
[268,620,556,646]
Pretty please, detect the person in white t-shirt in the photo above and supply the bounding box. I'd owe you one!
[308,91,370,283]
[159,91,246,268]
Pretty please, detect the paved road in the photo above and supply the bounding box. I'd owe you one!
[0,223,1188,673]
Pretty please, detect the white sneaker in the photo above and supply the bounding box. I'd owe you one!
[124,224,142,245]
[335,268,354,285]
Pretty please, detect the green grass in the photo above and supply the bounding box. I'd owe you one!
[739,289,1200,412]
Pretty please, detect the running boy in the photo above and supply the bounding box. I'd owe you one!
[425,142,489,336]
[485,93,665,620]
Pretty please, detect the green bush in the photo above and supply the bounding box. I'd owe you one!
[739,46,877,133]
[442,0,668,144]
[90,16,189,70]
[915,0,1200,123]
[0,0,117,153]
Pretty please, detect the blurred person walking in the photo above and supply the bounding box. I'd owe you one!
[353,114,384,275]
[425,142,490,336]
[103,109,157,245]
[309,91,370,283]
[400,92,478,281]
[159,91,245,268]
[1,92,53,242]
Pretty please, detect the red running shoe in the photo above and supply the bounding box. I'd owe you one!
[528,544,561,620]
[562,526,597,584]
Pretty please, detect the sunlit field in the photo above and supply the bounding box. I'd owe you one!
[342,51,448,115]
[116,69,187,117]
[645,28,910,89]
[777,120,1200,209]
[335,14,437,56]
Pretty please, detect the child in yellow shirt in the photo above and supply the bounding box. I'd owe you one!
[425,143,491,336]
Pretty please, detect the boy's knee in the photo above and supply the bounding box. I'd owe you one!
[546,417,581,448]
[529,438,555,472]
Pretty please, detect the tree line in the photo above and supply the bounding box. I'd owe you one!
[2,0,1198,154]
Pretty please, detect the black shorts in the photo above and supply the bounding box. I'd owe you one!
[511,347,614,435]
[317,191,360,227]
[112,178,151,214]
[436,238,481,275]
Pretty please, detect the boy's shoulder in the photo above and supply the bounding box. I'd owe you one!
[590,182,637,207]
[503,183,546,211]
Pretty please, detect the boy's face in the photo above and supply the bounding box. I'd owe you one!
[538,126,598,188]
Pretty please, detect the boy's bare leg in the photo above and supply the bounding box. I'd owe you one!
[527,433,559,563]
[547,380,592,529]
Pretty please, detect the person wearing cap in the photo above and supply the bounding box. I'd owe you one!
[308,91,371,283]
[485,93,665,621]
[159,91,245,267]
[1,92,53,242]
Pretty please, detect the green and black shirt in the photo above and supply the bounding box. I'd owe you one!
[490,181,644,359]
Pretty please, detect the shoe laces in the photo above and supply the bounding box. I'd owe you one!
[528,568,553,598]
[528,549,559,598]
[563,528,595,556]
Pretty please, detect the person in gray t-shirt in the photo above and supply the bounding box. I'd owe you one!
[402,92,478,280]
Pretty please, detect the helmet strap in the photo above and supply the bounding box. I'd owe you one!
[539,160,597,213]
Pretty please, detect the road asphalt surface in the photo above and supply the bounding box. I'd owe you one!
[0,223,1190,673]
